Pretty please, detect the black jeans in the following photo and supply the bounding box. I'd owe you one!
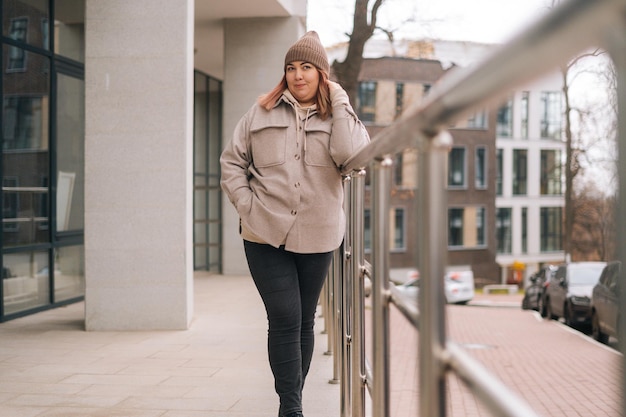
[244,241,332,416]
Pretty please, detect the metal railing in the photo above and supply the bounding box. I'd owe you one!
[321,0,626,416]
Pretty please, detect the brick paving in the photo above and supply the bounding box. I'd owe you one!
[381,293,623,416]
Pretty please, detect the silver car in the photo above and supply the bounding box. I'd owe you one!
[545,262,606,327]
[591,261,621,344]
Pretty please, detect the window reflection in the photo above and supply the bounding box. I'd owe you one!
[3,0,50,50]
[2,46,50,247]
[54,246,84,302]
[2,251,49,315]
[54,0,85,62]
[56,74,84,231]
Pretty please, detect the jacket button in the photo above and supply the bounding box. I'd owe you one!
[295,154,301,160]
[295,182,300,188]
[291,210,297,215]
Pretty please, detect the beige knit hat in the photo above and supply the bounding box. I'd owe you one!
[284,31,330,73]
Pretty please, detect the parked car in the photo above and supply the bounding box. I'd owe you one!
[522,265,556,310]
[395,269,474,305]
[395,276,419,302]
[591,261,622,344]
[544,262,606,327]
[444,270,475,304]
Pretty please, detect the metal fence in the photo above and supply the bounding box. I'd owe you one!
[321,0,626,415]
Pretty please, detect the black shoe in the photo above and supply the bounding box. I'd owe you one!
[282,412,303,417]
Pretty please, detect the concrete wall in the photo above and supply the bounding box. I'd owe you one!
[221,17,306,275]
[84,0,194,330]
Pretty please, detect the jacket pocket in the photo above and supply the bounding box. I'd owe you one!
[304,123,335,168]
[250,126,288,168]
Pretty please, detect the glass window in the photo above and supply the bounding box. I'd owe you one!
[54,0,86,62]
[2,177,19,232]
[497,98,513,137]
[358,81,376,122]
[467,110,487,129]
[496,207,512,253]
[53,245,85,302]
[364,207,406,252]
[56,73,85,232]
[448,147,466,188]
[541,207,562,252]
[449,208,463,247]
[521,91,529,139]
[395,82,404,117]
[475,146,487,189]
[393,152,403,186]
[6,18,29,71]
[392,207,405,251]
[513,149,527,195]
[541,149,562,195]
[522,207,528,254]
[2,251,49,315]
[496,149,503,196]
[448,206,486,248]
[193,72,222,271]
[2,46,50,247]
[3,0,49,50]
[540,91,562,139]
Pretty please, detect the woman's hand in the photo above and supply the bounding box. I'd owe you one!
[326,80,341,92]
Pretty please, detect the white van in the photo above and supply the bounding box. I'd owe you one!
[396,268,475,305]
[444,270,475,304]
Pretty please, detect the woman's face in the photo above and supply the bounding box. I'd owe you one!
[285,61,320,107]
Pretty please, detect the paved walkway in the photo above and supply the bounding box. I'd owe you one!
[0,273,623,416]
[0,273,337,417]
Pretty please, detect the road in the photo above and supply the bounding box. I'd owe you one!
[375,296,623,416]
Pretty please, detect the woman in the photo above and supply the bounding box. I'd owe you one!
[220,31,369,417]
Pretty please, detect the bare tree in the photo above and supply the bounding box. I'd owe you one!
[550,0,616,261]
[331,0,385,106]
[571,185,616,261]
[560,51,603,258]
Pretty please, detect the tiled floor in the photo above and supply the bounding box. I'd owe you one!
[0,273,339,417]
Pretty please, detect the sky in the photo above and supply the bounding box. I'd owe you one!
[306,0,617,192]
[307,0,552,47]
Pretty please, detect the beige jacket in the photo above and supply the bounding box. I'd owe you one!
[220,88,370,253]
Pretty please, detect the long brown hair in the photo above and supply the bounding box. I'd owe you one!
[258,68,332,120]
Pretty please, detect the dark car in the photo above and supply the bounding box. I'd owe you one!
[544,262,606,327]
[522,265,556,311]
[591,261,622,344]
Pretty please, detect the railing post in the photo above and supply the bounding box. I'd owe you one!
[322,277,331,347]
[350,169,367,417]
[341,175,353,417]
[605,14,626,417]
[330,248,342,385]
[418,132,452,417]
[371,157,392,417]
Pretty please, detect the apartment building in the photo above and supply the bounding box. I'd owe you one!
[494,75,566,285]
[1,0,308,326]
[352,41,565,285]
[356,56,500,283]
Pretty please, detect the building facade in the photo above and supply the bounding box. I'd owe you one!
[351,42,566,285]
[356,57,500,283]
[494,74,566,285]
[1,0,308,326]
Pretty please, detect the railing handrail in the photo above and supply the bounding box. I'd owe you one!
[342,0,623,173]
[323,0,626,416]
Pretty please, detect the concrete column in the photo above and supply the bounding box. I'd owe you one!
[221,17,306,275]
[84,0,194,330]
